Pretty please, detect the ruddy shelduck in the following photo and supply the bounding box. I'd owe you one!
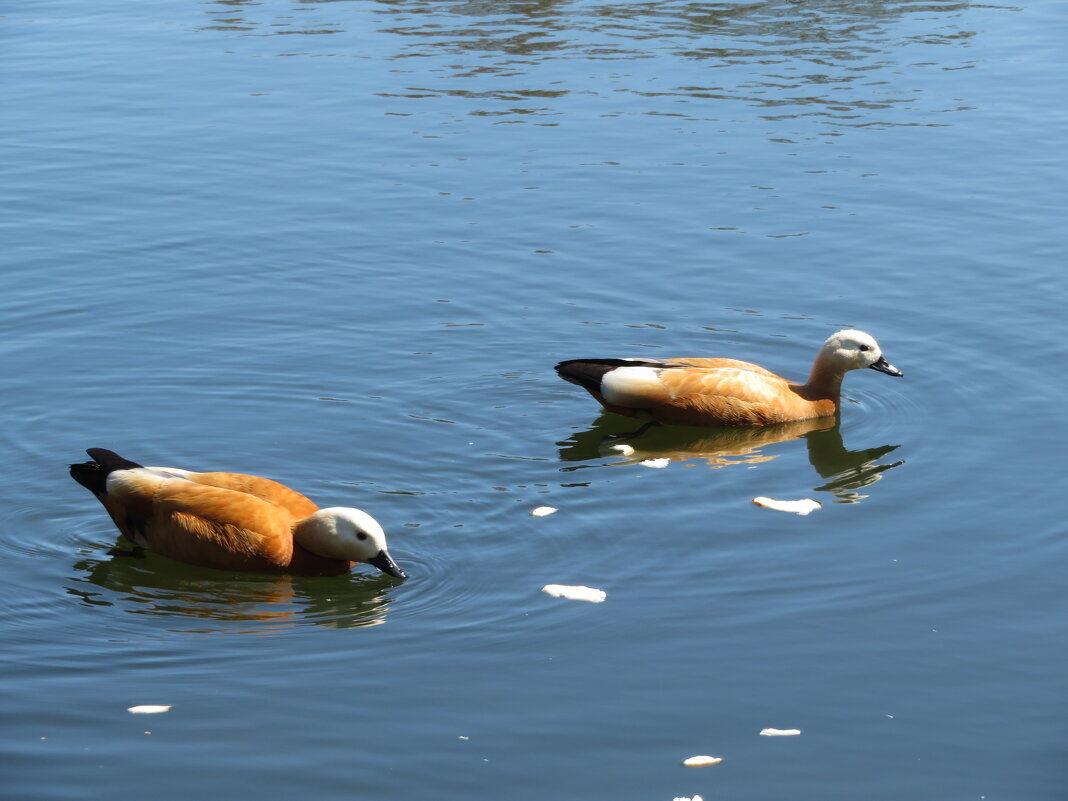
[70,448,406,578]
[555,329,902,427]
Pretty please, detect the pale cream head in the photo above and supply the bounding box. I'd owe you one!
[297,507,406,578]
[819,329,902,376]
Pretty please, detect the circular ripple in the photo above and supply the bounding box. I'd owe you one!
[841,379,922,438]
[19,523,490,637]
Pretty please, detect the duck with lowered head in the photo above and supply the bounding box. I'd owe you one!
[70,448,406,578]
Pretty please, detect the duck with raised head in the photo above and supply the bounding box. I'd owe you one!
[70,448,406,578]
[555,329,902,427]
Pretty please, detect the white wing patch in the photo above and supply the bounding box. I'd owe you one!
[142,466,196,481]
[601,366,667,406]
[104,469,143,496]
[106,466,195,496]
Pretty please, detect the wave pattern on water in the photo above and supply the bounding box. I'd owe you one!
[192,0,982,131]
[3,0,1065,797]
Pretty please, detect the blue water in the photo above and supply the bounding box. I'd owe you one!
[3,1,1067,798]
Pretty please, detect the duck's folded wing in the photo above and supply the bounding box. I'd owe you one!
[663,366,788,400]
[146,481,296,571]
[665,357,780,378]
[185,472,319,518]
[652,368,800,426]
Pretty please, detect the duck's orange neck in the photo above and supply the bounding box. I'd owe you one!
[801,361,845,405]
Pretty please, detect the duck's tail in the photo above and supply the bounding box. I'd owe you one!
[70,448,143,496]
[555,358,666,393]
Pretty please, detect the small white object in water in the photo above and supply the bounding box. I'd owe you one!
[641,458,670,468]
[611,443,636,456]
[674,796,704,801]
[751,497,821,515]
[681,755,722,767]
[127,705,172,715]
[760,728,801,736]
[541,584,606,603]
[530,506,558,517]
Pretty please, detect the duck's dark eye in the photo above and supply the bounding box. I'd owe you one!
[859,344,871,352]
[356,531,368,541]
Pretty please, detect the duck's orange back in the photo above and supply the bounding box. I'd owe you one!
[187,472,319,518]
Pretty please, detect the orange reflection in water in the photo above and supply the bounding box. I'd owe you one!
[66,549,396,633]
[559,413,902,502]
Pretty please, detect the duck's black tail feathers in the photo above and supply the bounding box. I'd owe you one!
[555,358,667,393]
[69,448,143,496]
[555,359,621,392]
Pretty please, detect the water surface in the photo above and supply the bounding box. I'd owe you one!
[3,1,1067,799]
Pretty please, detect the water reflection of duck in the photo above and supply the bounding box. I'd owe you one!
[556,329,902,426]
[67,555,394,631]
[558,414,901,501]
[804,426,903,502]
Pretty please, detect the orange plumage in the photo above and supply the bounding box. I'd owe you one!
[70,449,405,578]
[556,329,901,427]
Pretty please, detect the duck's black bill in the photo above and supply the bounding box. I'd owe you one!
[869,357,903,377]
[368,551,407,580]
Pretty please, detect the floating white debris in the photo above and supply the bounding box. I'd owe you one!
[760,728,801,736]
[674,796,704,801]
[127,705,172,715]
[751,497,821,515]
[682,755,722,767]
[530,506,558,517]
[541,584,606,603]
[641,458,670,469]
[611,443,636,456]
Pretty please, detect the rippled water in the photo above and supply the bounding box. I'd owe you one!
[4,1,1068,799]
